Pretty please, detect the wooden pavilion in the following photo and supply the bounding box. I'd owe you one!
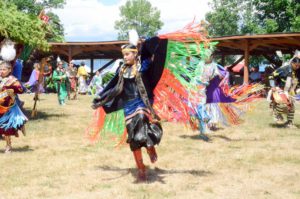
[49,32,300,83]
[211,32,300,83]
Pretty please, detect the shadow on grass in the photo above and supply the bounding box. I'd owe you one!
[269,123,287,128]
[22,109,68,120]
[180,134,259,143]
[180,134,212,142]
[269,123,300,129]
[96,165,212,184]
[0,145,33,153]
[208,127,225,132]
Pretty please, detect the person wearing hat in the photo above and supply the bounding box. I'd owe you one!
[77,61,88,95]
[52,61,68,105]
[92,37,163,181]
[268,57,300,128]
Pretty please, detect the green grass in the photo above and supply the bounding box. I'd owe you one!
[0,94,299,199]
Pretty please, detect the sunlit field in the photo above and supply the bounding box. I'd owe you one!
[0,93,299,199]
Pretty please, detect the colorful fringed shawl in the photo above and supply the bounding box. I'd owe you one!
[86,20,264,145]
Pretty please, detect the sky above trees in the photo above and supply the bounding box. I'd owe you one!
[53,0,210,41]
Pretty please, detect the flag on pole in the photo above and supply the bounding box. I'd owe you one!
[38,9,49,24]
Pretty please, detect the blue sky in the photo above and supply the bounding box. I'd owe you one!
[53,0,211,42]
[98,0,121,6]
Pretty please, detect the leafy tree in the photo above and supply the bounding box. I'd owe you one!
[114,0,163,40]
[240,1,262,34]
[46,12,65,42]
[0,1,49,50]
[253,0,300,33]
[205,0,240,37]
[206,0,300,36]
[291,15,300,31]
[205,0,300,66]
[9,0,65,15]
[9,0,66,42]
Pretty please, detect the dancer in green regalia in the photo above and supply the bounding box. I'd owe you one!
[52,61,68,105]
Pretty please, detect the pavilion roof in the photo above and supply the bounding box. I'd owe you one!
[49,32,300,60]
[211,32,300,55]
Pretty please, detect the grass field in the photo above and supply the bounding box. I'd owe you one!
[0,93,300,199]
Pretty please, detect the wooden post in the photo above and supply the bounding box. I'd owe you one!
[244,40,249,84]
[68,46,72,63]
[90,58,94,76]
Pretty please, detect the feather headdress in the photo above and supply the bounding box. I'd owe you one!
[121,29,139,53]
[128,29,139,46]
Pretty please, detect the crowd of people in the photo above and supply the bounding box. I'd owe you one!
[0,26,299,183]
[23,59,104,105]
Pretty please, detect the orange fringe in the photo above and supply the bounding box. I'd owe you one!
[85,107,106,144]
[114,128,128,149]
[158,19,210,44]
[153,69,191,122]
